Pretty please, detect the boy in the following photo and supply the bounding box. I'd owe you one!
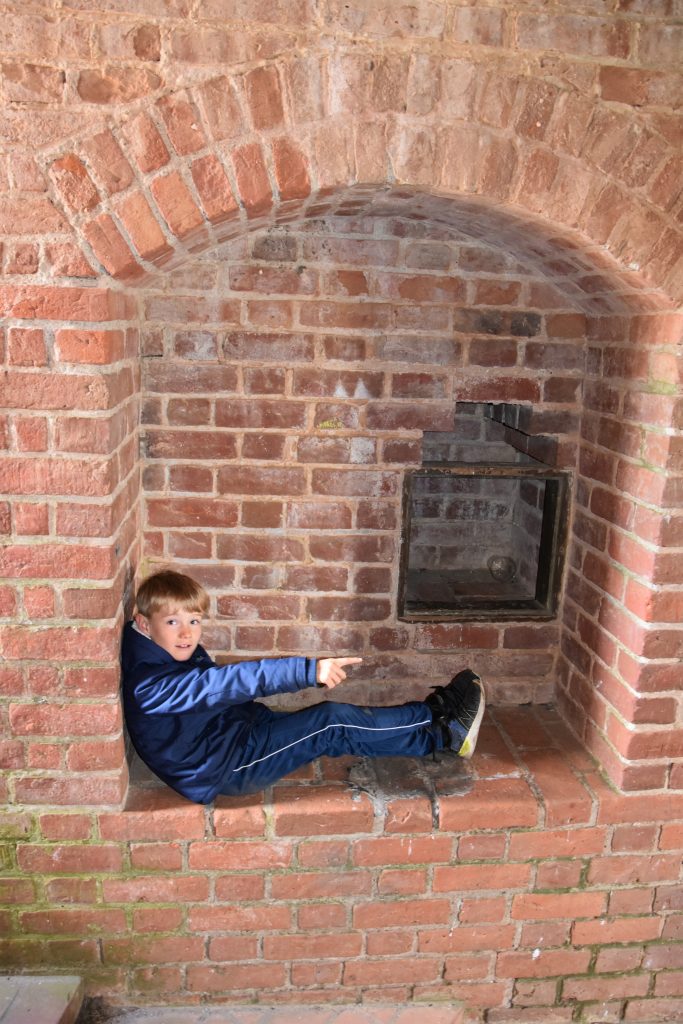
[121,569,485,804]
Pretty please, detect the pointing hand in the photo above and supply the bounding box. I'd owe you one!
[316,657,363,689]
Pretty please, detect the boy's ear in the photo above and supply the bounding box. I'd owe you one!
[134,612,150,634]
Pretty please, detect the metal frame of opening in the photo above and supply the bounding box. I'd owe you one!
[398,464,571,622]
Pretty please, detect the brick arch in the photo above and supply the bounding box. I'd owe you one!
[38,55,682,306]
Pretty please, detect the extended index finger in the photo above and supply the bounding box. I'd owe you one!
[336,658,363,666]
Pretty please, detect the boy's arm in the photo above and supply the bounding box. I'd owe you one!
[131,656,317,715]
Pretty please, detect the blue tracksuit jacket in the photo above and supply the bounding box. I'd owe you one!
[120,621,317,803]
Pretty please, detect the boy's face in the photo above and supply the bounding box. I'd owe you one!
[135,606,203,661]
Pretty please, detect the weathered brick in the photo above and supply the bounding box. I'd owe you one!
[117,193,172,262]
[231,141,272,214]
[191,154,238,224]
[150,171,205,240]
[49,154,99,213]
[156,93,206,155]
[83,214,143,280]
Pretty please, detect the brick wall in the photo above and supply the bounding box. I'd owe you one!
[0,0,682,1016]
[138,217,584,709]
[3,709,683,1021]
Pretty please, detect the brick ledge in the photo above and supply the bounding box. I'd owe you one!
[107,705,683,839]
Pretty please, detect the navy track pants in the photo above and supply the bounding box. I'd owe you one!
[217,699,441,796]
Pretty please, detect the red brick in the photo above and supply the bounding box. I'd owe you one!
[419,924,516,954]
[377,867,428,896]
[14,419,49,452]
[309,534,394,563]
[103,876,209,904]
[573,915,663,945]
[17,843,122,873]
[77,66,161,104]
[205,937,258,966]
[217,465,306,496]
[105,935,204,966]
[434,863,532,892]
[272,785,375,835]
[83,213,142,280]
[354,897,451,930]
[312,468,401,498]
[23,586,55,620]
[186,962,285,991]
[156,93,206,155]
[117,193,171,262]
[0,284,130,322]
[352,835,453,867]
[0,878,35,904]
[611,823,659,853]
[150,171,205,240]
[415,624,500,650]
[306,595,390,621]
[191,154,238,224]
[49,154,99,213]
[122,112,169,172]
[272,137,311,201]
[7,328,45,368]
[39,814,92,840]
[660,823,683,850]
[45,242,97,279]
[439,777,539,831]
[242,65,284,130]
[134,907,184,934]
[232,142,272,214]
[270,869,371,901]
[0,542,116,579]
[196,76,245,142]
[522,751,594,826]
[565,974,650,1002]
[10,702,119,737]
[67,738,123,772]
[14,775,125,806]
[497,947,591,979]
[512,891,607,921]
[589,853,681,885]
[82,129,134,196]
[130,843,183,871]
[292,368,383,398]
[188,840,292,871]
[595,945,644,974]
[55,329,125,365]
[21,907,126,935]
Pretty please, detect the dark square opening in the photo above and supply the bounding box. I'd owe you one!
[398,464,569,621]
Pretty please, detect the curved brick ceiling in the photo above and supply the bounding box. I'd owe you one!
[20,51,678,310]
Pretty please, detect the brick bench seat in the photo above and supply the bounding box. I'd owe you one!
[10,705,682,1022]
[118,704,679,837]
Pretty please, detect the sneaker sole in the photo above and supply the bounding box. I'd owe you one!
[456,677,485,759]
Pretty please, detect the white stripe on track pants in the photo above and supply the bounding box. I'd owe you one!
[217,699,440,796]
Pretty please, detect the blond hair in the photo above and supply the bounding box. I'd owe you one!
[135,570,209,618]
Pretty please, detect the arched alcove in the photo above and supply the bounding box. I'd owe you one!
[123,182,678,797]
[1,35,681,807]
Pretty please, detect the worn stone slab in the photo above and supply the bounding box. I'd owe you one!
[75,1004,465,1024]
[0,976,83,1024]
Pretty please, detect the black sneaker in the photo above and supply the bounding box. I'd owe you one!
[425,668,485,759]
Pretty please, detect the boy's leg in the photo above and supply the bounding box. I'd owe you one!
[218,700,441,797]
